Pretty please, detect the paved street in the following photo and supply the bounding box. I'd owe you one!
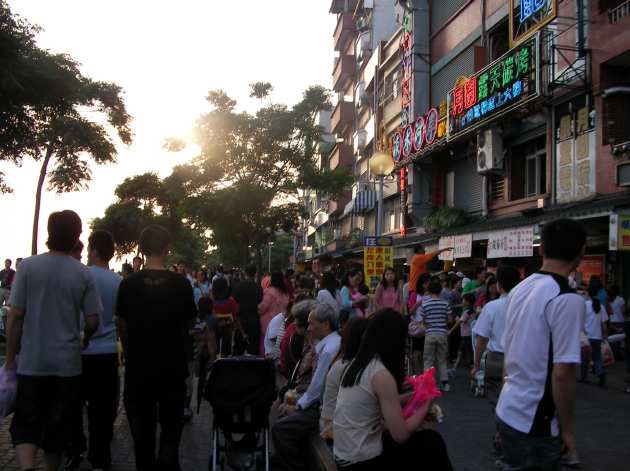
[1,352,629,470]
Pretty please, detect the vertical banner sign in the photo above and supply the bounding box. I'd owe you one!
[399,167,407,236]
[399,11,413,128]
[364,237,394,292]
[609,214,619,251]
[509,0,557,48]
[447,35,540,140]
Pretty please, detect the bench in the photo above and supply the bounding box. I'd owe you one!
[307,433,336,471]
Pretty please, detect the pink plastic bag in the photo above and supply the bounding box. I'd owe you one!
[0,365,17,419]
[602,341,615,368]
[402,367,442,419]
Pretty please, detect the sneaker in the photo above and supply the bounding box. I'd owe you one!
[441,382,451,392]
[561,450,580,468]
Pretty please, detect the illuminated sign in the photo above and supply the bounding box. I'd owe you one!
[392,132,402,162]
[447,36,539,140]
[399,11,413,126]
[402,125,413,158]
[509,0,557,47]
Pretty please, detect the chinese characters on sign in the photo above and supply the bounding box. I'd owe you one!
[438,234,472,261]
[487,227,534,258]
[400,11,413,127]
[576,255,605,286]
[364,237,394,292]
[509,0,557,47]
[391,107,445,161]
[447,37,539,140]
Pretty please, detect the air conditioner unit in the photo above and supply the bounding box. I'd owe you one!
[356,31,372,62]
[477,127,504,173]
[355,82,369,109]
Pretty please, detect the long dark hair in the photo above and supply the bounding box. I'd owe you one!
[380,267,398,289]
[485,275,498,300]
[340,317,369,362]
[321,271,338,296]
[270,271,287,294]
[342,269,361,288]
[212,277,229,300]
[341,309,407,389]
[587,285,602,313]
[415,272,431,295]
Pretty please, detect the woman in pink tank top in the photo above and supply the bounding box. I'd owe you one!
[374,268,404,314]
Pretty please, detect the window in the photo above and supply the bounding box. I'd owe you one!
[509,136,546,200]
[488,20,509,62]
[604,94,630,145]
[490,174,506,202]
[379,71,399,107]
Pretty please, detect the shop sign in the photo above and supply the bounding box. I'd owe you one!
[438,234,472,261]
[364,236,394,292]
[611,214,630,251]
[487,226,534,258]
[447,36,540,141]
[399,10,413,126]
[509,0,557,48]
[576,255,605,286]
[391,106,446,161]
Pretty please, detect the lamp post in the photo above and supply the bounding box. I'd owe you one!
[369,151,396,236]
[268,241,274,273]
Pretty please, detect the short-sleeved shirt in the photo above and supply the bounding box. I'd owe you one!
[417,297,451,336]
[0,268,15,289]
[472,295,509,352]
[213,297,239,325]
[116,269,197,381]
[9,253,103,377]
[409,253,435,293]
[497,272,584,437]
[610,296,625,324]
[82,266,122,355]
[584,299,608,340]
[232,279,263,316]
[459,309,473,337]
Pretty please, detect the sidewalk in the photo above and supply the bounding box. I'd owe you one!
[0,391,213,471]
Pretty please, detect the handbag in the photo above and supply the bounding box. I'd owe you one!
[408,319,425,338]
[602,340,615,368]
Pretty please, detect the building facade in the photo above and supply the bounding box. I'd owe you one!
[301,0,630,290]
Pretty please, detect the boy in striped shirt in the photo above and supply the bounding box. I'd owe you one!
[418,279,452,391]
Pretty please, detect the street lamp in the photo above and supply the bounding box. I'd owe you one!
[369,150,395,236]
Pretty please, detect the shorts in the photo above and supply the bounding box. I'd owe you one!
[10,375,81,453]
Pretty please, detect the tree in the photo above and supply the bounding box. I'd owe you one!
[0,2,133,254]
[176,83,351,272]
[93,170,209,265]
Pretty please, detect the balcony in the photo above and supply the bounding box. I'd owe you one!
[330,0,359,14]
[329,143,353,170]
[333,55,355,92]
[334,12,355,52]
[328,191,352,216]
[331,99,354,135]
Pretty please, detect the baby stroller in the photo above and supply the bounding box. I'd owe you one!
[204,357,276,471]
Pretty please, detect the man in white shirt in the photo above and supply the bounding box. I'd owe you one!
[272,303,341,471]
[472,264,521,406]
[496,219,587,470]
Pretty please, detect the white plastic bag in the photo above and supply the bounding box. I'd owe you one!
[0,365,17,419]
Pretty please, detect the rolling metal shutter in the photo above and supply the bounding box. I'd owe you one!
[453,156,484,215]
[431,46,477,107]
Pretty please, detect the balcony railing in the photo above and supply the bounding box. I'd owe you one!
[609,0,630,22]
[329,143,353,170]
[332,55,355,92]
[334,12,355,52]
[330,100,354,135]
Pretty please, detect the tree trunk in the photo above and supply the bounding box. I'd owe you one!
[31,146,54,255]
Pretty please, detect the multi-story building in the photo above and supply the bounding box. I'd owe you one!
[304,0,630,289]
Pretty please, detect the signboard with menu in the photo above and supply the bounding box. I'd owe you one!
[447,36,540,140]
[438,234,472,261]
[576,255,605,286]
[487,226,535,258]
[363,236,394,292]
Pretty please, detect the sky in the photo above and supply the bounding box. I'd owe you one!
[1,0,335,264]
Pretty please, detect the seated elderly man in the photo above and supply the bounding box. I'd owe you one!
[271,302,341,471]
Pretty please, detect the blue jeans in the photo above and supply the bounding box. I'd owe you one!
[497,419,562,471]
[581,339,603,380]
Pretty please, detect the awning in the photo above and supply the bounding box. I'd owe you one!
[342,200,354,217]
[353,190,376,214]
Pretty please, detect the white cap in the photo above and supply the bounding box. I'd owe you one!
[456,272,465,278]
[462,277,471,286]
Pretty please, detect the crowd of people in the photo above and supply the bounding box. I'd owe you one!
[2,211,630,471]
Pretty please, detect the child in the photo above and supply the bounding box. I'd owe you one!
[449,293,476,369]
[419,279,453,392]
[212,277,248,357]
